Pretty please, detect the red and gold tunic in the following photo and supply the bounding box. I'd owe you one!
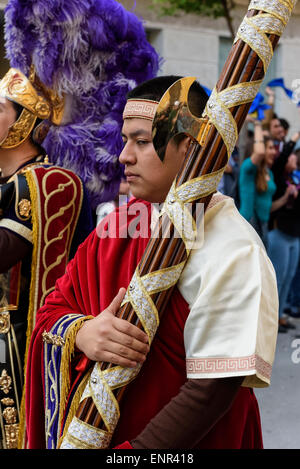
[0,157,93,449]
[25,195,278,449]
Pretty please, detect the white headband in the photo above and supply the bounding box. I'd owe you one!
[123,98,159,121]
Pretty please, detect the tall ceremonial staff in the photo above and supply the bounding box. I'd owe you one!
[61,0,297,449]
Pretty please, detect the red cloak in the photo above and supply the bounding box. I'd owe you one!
[25,198,263,449]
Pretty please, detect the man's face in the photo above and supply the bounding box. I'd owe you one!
[0,98,17,145]
[265,139,277,167]
[269,118,284,141]
[120,118,188,203]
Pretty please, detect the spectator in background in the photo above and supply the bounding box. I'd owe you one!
[283,145,300,320]
[268,151,300,332]
[262,86,275,132]
[268,114,285,157]
[241,86,276,162]
[277,119,300,160]
[267,113,300,162]
[259,85,299,159]
[239,119,277,248]
[279,117,290,140]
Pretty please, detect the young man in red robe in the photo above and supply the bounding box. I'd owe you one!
[25,76,278,449]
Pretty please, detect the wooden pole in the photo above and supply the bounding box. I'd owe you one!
[68,3,291,440]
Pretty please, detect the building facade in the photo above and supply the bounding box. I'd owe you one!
[0,0,299,134]
[123,0,300,136]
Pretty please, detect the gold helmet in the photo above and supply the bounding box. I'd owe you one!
[0,67,64,148]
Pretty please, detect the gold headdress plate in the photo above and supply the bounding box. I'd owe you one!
[0,67,65,148]
[0,68,51,120]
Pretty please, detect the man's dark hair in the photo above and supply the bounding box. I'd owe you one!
[127,75,209,118]
[279,117,289,130]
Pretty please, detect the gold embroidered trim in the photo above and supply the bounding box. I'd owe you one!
[1,109,37,149]
[42,330,65,347]
[60,417,111,449]
[17,199,31,219]
[0,370,12,395]
[3,406,17,424]
[0,312,11,334]
[57,316,93,431]
[18,168,83,448]
[1,398,14,406]
[0,305,18,313]
[40,169,81,307]
[4,423,19,449]
[43,315,91,448]
[0,218,33,243]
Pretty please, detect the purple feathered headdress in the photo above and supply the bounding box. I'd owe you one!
[4,0,160,208]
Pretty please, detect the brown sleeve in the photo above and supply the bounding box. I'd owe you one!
[131,376,243,449]
[0,228,31,273]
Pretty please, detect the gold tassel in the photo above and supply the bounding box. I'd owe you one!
[57,369,92,449]
[56,316,93,448]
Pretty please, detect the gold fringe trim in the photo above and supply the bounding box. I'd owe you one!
[57,369,92,449]
[57,315,93,434]
[17,168,85,448]
[18,170,40,449]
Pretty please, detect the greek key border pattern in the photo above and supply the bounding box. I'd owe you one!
[186,354,271,380]
[123,99,159,121]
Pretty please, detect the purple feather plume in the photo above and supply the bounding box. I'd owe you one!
[4,0,160,208]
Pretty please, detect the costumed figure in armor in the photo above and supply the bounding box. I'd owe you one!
[1,0,159,449]
[0,67,93,450]
[26,75,278,450]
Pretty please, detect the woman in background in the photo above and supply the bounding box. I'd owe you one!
[268,151,300,332]
[239,119,277,248]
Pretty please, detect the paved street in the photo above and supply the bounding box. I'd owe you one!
[255,318,300,449]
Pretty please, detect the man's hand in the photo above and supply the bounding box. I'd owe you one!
[265,86,275,103]
[75,288,150,367]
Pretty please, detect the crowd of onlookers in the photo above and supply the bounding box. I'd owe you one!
[96,86,300,335]
[218,87,300,333]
